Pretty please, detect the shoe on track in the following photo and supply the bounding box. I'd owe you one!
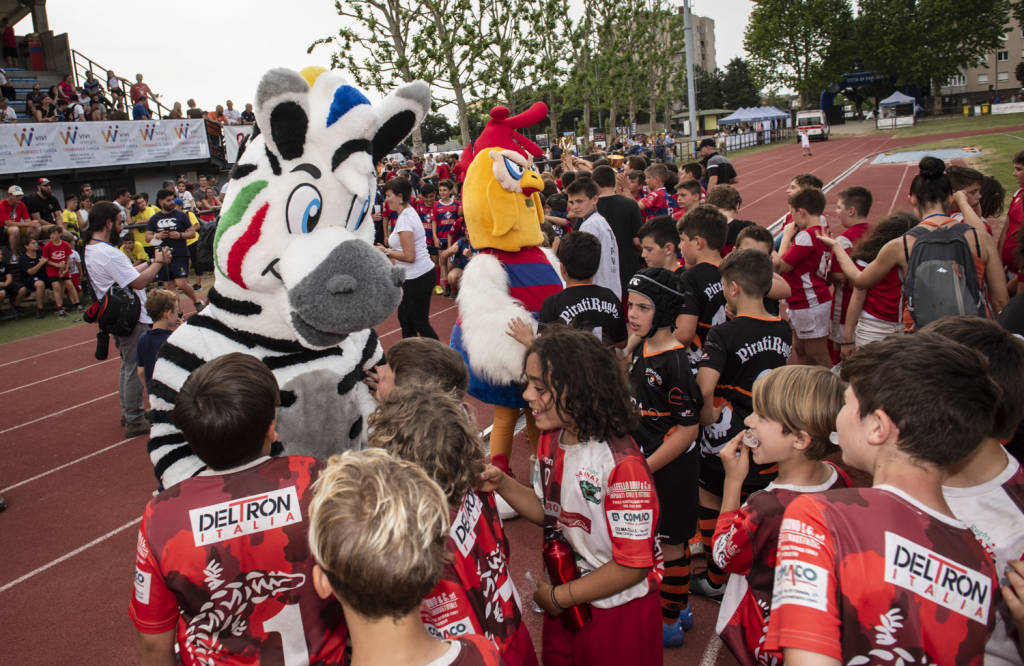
[679,605,694,631]
[663,618,685,647]
[691,574,726,601]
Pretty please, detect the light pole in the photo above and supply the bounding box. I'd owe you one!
[683,0,698,156]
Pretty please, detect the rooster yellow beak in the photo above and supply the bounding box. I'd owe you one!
[520,169,544,197]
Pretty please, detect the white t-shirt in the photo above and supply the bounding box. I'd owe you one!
[801,132,811,148]
[223,108,241,125]
[943,452,1024,666]
[178,190,196,210]
[85,240,152,324]
[579,210,621,299]
[388,206,434,280]
[0,106,15,122]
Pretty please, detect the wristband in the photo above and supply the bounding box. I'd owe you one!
[550,585,564,611]
[567,581,578,607]
[839,341,855,346]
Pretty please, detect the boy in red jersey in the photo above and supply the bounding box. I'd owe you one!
[373,385,537,665]
[999,150,1024,285]
[129,354,347,666]
[309,448,503,666]
[674,180,703,221]
[638,163,679,222]
[434,179,463,296]
[765,335,1000,665]
[40,225,80,316]
[778,188,833,367]
[827,186,872,363]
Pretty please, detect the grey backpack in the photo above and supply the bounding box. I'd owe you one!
[902,222,989,329]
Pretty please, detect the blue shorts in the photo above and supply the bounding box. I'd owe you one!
[158,255,189,281]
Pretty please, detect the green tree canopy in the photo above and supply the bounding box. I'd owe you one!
[721,58,761,108]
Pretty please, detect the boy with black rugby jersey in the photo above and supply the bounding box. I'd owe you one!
[694,249,792,599]
[675,205,729,367]
[626,267,703,647]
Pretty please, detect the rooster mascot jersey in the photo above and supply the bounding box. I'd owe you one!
[148,67,429,488]
[450,103,563,475]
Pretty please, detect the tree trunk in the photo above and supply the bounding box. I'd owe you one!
[628,98,637,133]
[607,104,616,141]
[548,89,558,146]
[583,98,592,146]
[410,127,425,154]
[649,94,658,134]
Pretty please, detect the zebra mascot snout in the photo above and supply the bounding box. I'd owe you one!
[148,67,429,488]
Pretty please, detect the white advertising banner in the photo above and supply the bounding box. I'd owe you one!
[991,102,1024,115]
[223,125,254,164]
[0,119,210,175]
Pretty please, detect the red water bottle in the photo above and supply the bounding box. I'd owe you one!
[542,528,592,630]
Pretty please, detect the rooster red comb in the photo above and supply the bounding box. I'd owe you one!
[457,102,548,180]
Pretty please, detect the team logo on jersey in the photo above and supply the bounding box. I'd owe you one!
[451,491,483,557]
[772,560,829,611]
[188,486,301,546]
[884,532,992,622]
[576,468,603,504]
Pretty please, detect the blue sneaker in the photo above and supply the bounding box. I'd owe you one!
[679,605,695,631]
[662,618,685,647]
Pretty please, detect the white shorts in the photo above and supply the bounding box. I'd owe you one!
[788,301,832,339]
[854,313,901,348]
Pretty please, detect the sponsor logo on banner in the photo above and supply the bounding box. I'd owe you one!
[188,486,300,546]
[884,532,991,622]
[424,616,474,640]
[139,124,156,141]
[59,126,79,145]
[607,509,653,540]
[134,568,152,604]
[451,492,482,557]
[101,125,122,143]
[14,127,34,147]
[773,560,829,611]
[173,123,190,139]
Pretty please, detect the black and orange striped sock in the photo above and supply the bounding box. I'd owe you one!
[661,550,691,624]
[698,505,729,586]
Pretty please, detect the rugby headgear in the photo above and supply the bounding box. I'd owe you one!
[628,267,684,337]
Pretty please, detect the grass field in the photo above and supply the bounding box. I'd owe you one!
[0,306,85,345]
[888,130,1024,198]
[888,112,1024,137]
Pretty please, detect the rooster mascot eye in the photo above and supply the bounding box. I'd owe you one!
[503,157,524,180]
[286,183,322,233]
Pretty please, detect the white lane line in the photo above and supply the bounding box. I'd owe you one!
[0,516,141,595]
[0,391,118,436]
[0,338,92,368]
[699,635,724,666]
[888,164,912,215]
[377,303,458,339]
[0,358,117,397]
[1,438,133,493]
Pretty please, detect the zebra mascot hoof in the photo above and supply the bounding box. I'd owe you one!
[148,67,429,487]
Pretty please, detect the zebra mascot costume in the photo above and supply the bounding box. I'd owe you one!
[148,67,429,487]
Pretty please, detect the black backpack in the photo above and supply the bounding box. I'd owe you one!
[195,218,217,274]
[902,222,990,329]
[96,283,141,336]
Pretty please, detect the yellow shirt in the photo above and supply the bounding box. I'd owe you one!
[61,209,81,240]
[185,210,200,246]
[122,243,148,264]
[131,204,159,248]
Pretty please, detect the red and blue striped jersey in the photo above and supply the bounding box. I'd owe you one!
[481,246,562,314]
[434,198,462,242]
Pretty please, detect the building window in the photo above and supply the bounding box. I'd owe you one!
[998,51,1009,61]
[999,72,1010,81]
[978,74,990,83]
[947,74,966,87]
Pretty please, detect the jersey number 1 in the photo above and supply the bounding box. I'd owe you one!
[262,603,309,665]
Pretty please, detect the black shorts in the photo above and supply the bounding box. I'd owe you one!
[3,280,23,300]
[427,245,438,257]
[157,255,189,281]
[698,450,776,498]
[25,273,51,289]
[2,46,16,58]
[652,447,700,545]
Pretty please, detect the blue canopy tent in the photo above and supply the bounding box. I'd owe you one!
[876,91,916,129]
[879,91,916,107]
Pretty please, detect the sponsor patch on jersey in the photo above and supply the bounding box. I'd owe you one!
[778,518,826,556]
[188,486,301,546]
[136,531,150,562]
[607,509,654,540]
[884,532,992,622]
[451,492,483,557]
[134,568,152,605]
[772,560,829,611]
[425,615,474,640]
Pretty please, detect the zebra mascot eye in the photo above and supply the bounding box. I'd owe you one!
[286,184,323,234]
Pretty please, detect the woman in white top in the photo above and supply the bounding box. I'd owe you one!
[377,176,439,339]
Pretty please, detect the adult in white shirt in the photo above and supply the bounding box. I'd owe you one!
[0,96,15,122]
[84,202,172,438]
[223,100,241,126]
[567,179,621,299]
[377,176,438,339]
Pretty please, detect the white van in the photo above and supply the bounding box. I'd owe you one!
[796,109,830,141]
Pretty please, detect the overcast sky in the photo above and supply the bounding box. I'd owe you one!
[19,0,752,115]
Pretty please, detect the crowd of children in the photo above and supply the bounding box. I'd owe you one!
[124,150,1024,666]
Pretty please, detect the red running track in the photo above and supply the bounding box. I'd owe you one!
[2,124,1020,665]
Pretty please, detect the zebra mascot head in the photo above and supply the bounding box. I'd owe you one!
[212,67,428,345]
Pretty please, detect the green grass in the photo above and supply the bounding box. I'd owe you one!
[886,130,1024,197]
[0,306,89,345]
[886,112,1024,138]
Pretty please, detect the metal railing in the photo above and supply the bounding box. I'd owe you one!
[70,49,173,118]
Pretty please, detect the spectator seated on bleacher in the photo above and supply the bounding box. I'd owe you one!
[0,97,15,123]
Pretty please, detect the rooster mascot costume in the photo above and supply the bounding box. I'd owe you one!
[450,103,563,486]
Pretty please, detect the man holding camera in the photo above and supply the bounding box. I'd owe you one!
[85,202,172,439]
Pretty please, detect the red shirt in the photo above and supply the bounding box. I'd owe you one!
[0,199,29,224]
[434,198,463,242]
[765,486,997,665]
[1003,187,1023,278]
[436,162,452,182]
[41,239,72,277]
[857,259,902,322]
[639,187,678,222]
[830,222,870,326]
[413,197,436,247]
[130,82,152,104]
[421,491,526,656]
[129,456,347,665]
[712,464,849,666]
[781,225,833,309]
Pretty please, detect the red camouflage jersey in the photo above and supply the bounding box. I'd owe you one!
[712,463,850,666]
[533,429,663,609]
[129,456,347,666]
[765,486,997,665]
[421,491,526,657]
